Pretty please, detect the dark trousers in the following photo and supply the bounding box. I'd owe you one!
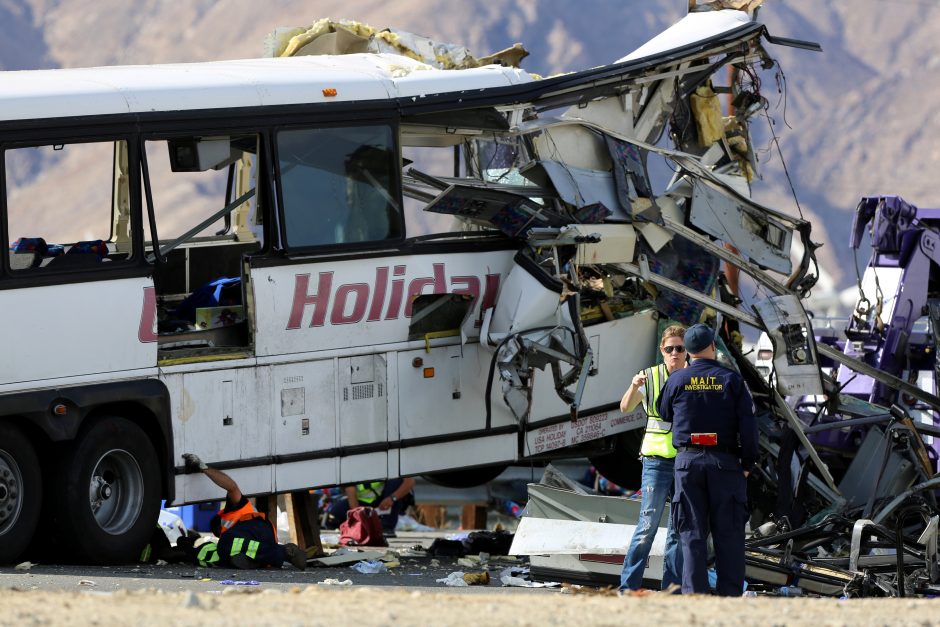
[672,450,748,596]
[329,479,407,531]
[216,518,285,568]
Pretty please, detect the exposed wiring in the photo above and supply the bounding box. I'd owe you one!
[761,108,804,220]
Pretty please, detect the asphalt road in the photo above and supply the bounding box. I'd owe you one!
[0,532,551,595]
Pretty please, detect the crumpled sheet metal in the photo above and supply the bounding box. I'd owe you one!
[266,19,529,70]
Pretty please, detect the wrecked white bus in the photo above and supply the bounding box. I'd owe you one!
[0,10,814,563]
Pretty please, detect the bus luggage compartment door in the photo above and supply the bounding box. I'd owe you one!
[338,354,388,483]
[271,360,338,492]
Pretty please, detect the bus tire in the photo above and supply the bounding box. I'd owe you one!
[588,430,644,491]
[54,416,160,564]
[423,464,507,488]
[0,423,42,565]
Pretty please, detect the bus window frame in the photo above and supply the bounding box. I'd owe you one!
[139,130,269,265]
[271,118,406,257]
[0,134,148,287]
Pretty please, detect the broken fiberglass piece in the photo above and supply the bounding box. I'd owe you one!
[486,255,571,340]
[268,19,529,70]
[616,10,751,63]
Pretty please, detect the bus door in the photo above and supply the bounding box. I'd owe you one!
[0,138,155,386]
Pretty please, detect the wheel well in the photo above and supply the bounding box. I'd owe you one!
[85,403,171,501]
[2,415,53,471]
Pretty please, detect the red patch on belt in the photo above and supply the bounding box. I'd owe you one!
[691,433,718,446]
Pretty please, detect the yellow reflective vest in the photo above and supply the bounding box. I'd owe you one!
[356,481,384,505]
[639,363,678,458]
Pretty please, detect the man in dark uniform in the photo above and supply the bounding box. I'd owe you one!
[656,324,757,596]
[181,453,307,570]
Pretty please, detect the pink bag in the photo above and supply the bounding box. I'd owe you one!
[339,506,387,547]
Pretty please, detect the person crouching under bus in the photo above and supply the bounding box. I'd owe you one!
[618,325,687,591]
[181,454,306,570]
[327,478,416,534]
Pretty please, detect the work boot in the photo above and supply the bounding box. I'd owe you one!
[284,543,307,570]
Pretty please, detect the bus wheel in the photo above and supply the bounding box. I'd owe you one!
[55,416,160,564]
[588,430,644,492]
[0,423,41,564]
[423,464,507,488]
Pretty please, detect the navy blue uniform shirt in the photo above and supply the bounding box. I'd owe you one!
[656,357,758,469]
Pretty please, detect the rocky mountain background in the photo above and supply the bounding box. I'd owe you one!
[0,0,935,307]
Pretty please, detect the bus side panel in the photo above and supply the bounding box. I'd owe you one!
[165,366,273,502]
[397,343,513,440]
[0,278,156,385]
[399,433,517,477]
[250,251,514,357]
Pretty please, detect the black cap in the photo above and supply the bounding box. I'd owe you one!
[684,323,714,354]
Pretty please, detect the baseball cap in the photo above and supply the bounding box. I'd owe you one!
[684,323,715,354]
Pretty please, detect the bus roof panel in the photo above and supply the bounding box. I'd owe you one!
[0,54,532,122]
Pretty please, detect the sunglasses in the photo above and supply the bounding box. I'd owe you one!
[662,345,686,354]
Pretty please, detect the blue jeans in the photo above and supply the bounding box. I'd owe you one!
[620,456,683,590]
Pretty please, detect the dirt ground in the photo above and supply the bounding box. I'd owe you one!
[1,587,939,627]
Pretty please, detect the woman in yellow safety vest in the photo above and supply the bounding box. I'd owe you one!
[618,325,687,591]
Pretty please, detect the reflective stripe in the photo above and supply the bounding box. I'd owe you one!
[640,363,677,459]
[139,544,152,563]
[246,540,260,559]
[218,500,258,535]
[641,364,668,419]
[197,543,220,566]
[230,537,244,557]
[356,481,384,505]
[646,419,672,432]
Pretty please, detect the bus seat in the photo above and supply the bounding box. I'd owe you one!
[10,237,48,254]
[44,240,109,269]
[9,237,47,270]
[66,240,109,258]
[10,251,42,270]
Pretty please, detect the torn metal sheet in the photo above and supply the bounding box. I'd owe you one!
[309,549,387,567]
[753,294,824,396]
[519,161,624,219]
[531,125,611,172]
[513,482,667,586]
[690,180,793,274]
[512,517,656,555]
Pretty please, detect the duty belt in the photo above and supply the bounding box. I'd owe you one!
[677,444,739,455]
